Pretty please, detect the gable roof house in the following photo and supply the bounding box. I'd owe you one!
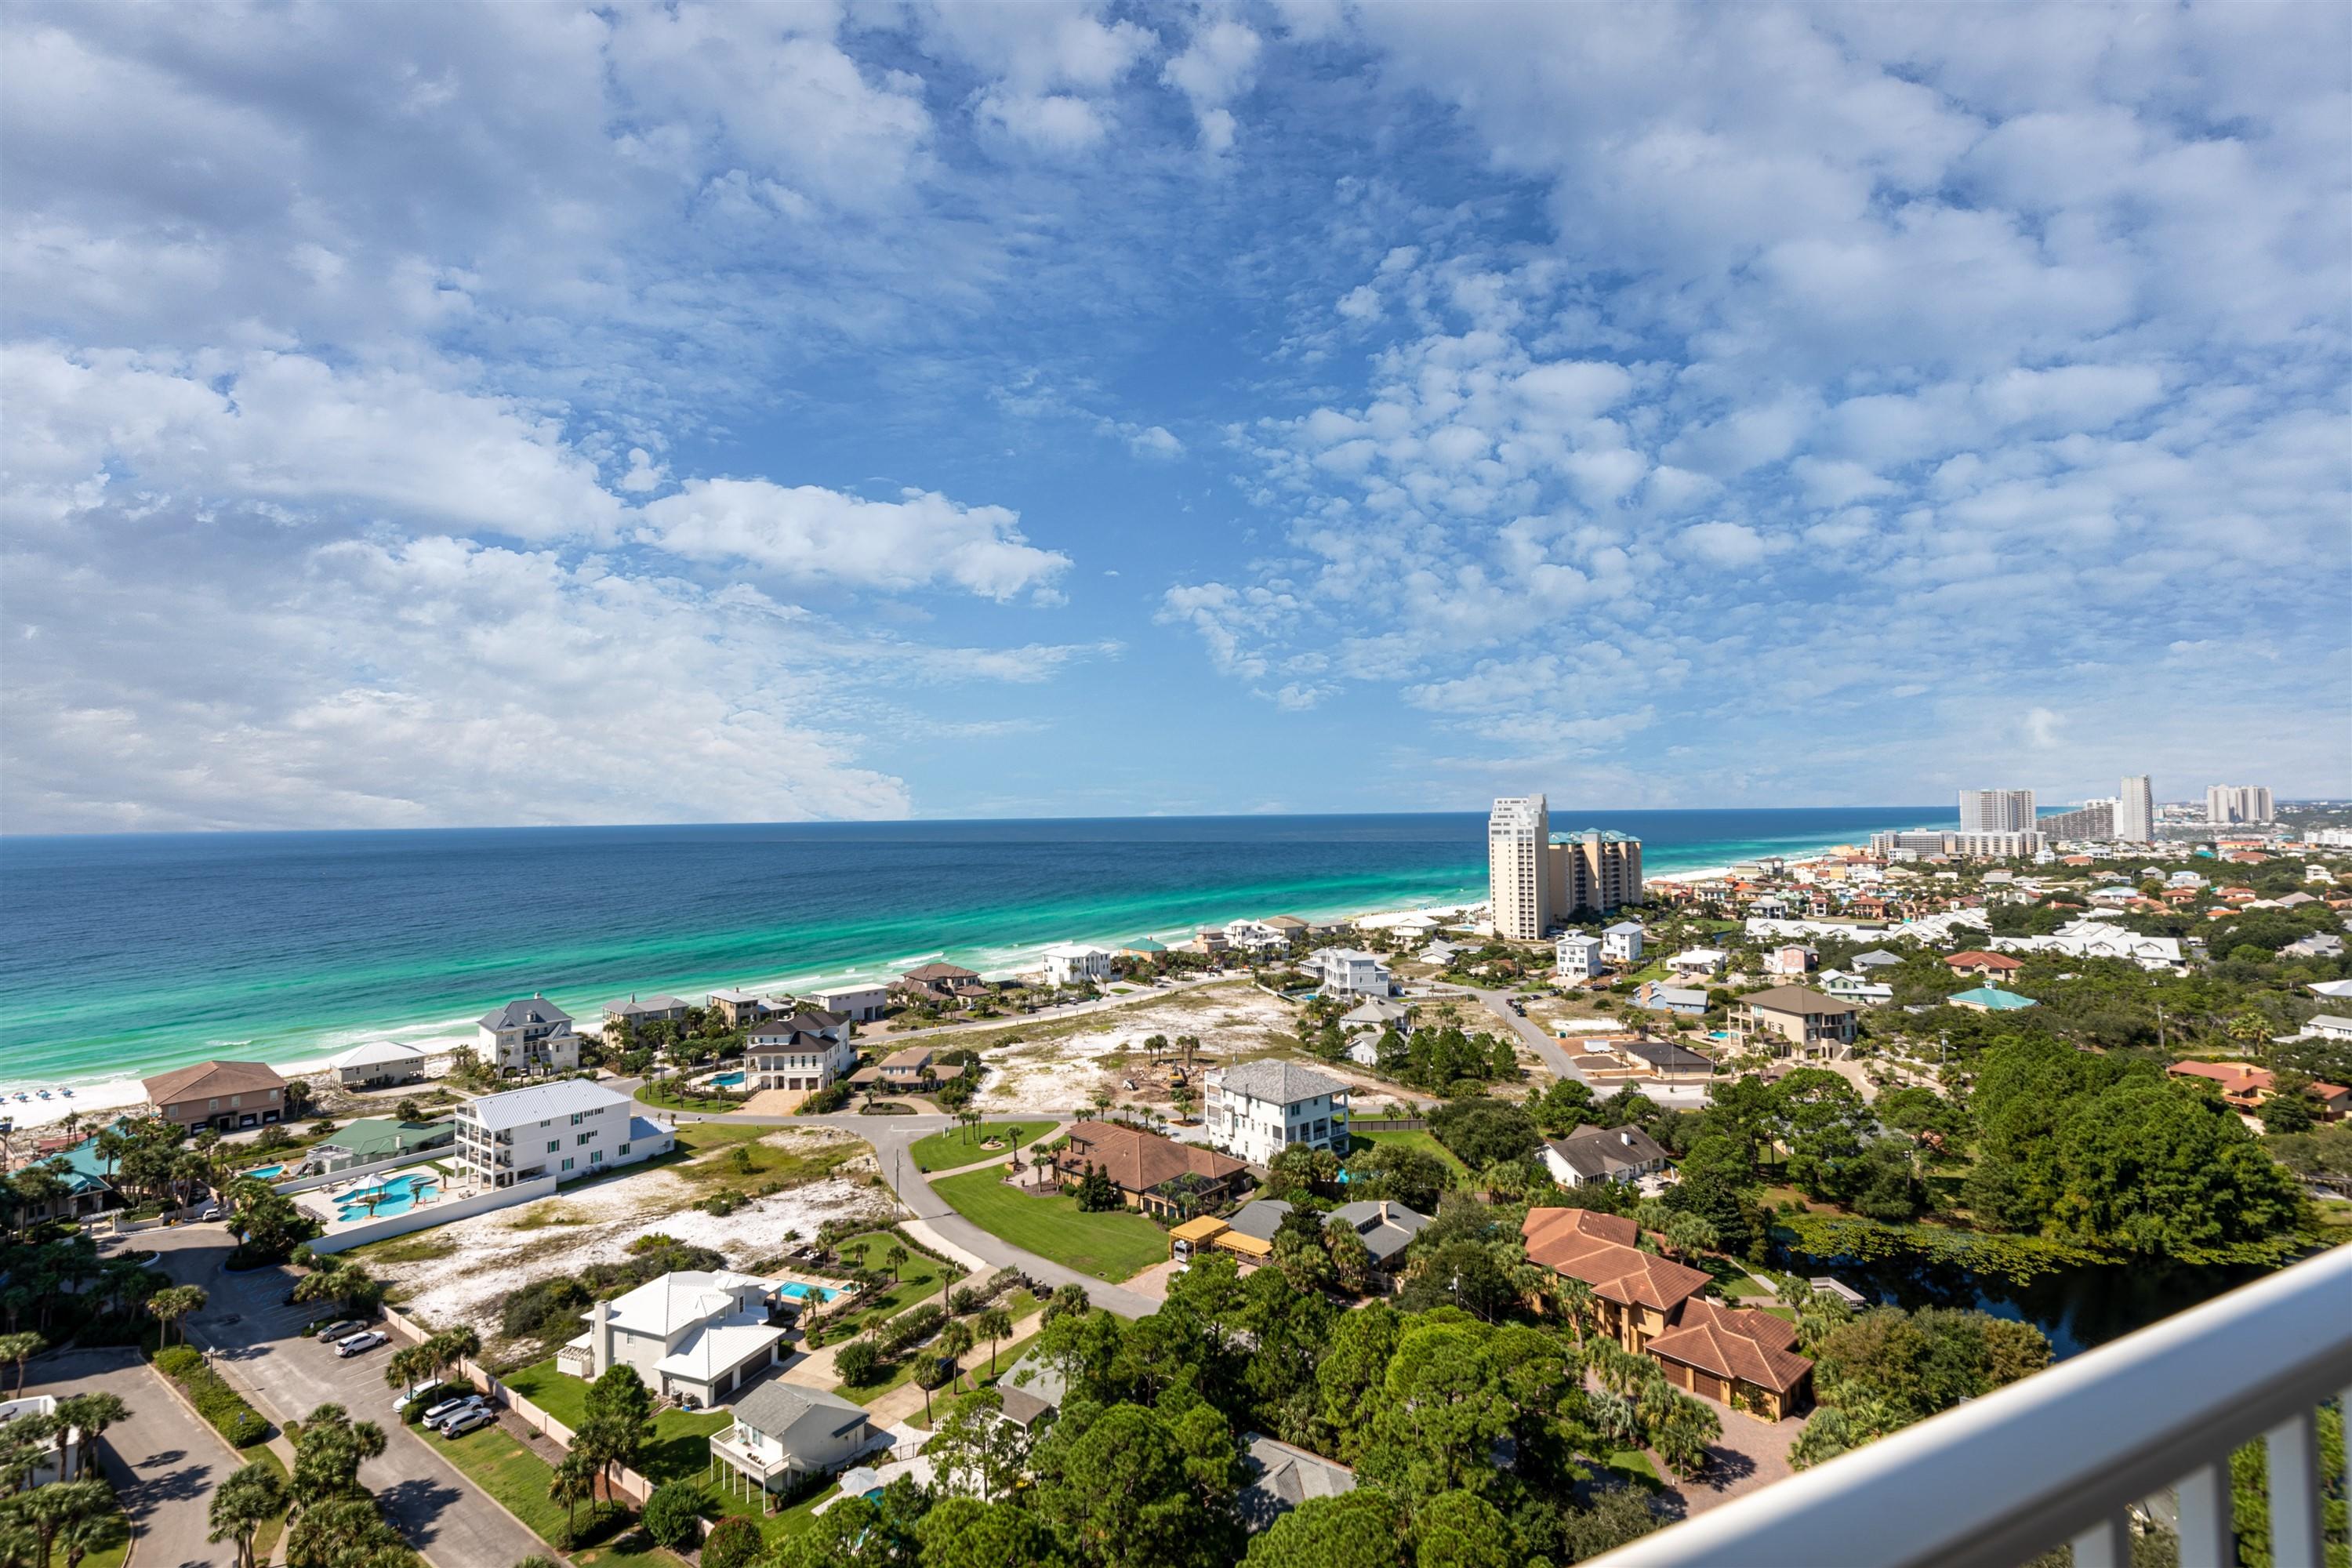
[713,1383,885,1509]
[1523,1207,1812,1420]
[476,996,579,1076]
[1236,1433,1357,1534]
[895,962,990,1008]
[326,1040,429,1088]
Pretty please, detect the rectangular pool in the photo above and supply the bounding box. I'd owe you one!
[776,1281,848,1304]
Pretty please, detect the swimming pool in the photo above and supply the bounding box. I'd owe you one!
[336,1174,437,1222]
[242,1164,285,1181]
[709,1071,746,1087]
[776,1281,848,1304]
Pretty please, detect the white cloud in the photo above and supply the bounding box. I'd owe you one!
[638,480,1071,600]
[1162,20,1262,153]
[1676,521,1773,569]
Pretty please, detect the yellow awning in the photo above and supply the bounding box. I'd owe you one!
[1214,1231,1273,1257]
[1170,1216,1230,1243]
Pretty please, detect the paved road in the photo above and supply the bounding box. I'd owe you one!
[1450,985,1599,1086]
[30,1347,234,1568]
[133,1226,552,1568]
[646,1105,1163,1317]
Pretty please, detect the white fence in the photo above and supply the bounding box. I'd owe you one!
[1592,1244,2352,1568]
[304,1174,557,1255]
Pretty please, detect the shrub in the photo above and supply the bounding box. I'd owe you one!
[877,1304,946,1356]
[154,1345,202,1378]
[501,1276,592,1339]
[551,1501,633,1552]
[641,1481,705,1548]
[949,1287,982,1315]
[834,1338,884,1385]
[698,1190,746,1217]
[155,1348,271,1447]
[702,1515,763,1568]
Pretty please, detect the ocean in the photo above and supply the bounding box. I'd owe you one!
[0,808,1943,1102]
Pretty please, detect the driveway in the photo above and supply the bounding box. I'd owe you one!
[28,1347,233,1568]
[1457,985,1600,1087]
[133,1225,554,1567]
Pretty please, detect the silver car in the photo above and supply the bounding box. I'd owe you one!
[439,1406,494,1438]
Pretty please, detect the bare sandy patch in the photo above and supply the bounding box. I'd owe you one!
[968,985,1305,1114]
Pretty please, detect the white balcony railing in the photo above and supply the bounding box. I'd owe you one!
[1595,1244,2352,1568]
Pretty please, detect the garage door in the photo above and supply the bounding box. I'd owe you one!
[1697,1372,1727,1403]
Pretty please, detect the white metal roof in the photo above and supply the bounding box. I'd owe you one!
[458,1077,630,1131]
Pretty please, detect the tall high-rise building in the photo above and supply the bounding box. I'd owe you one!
[1959,789,2037,834]
[2116,775,2155,842]
[1489,795,1552,939]
[2040,799,2115,840]
[2205,785,2275,825]
[1490,796,1644,938]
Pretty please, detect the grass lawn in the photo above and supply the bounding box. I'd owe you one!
[640,1080,750,1114]
[500,1358,731,1478]
[577,1536,692,1568]
[502,1356,592,1428]
[907,1121,1051,1173]
[241,1443,291,1565]
[1603,1447,1664,1490]
[820,1229,956,1330]
[437,1423,571,1545]
[1716,1273,1773,1301]
[931,1171,1168,1283]
[1345,1128,1470,1181]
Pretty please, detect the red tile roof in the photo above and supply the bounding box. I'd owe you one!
[1645,1298,1813,1393]
[1945,950,2022,971]
[1521,1208,1712,1312]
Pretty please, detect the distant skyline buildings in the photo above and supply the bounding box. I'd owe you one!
[2116,775,2157,843]
[1958,789,2038,835]
[2206,785,2276,825]
[1486,794,1644,938]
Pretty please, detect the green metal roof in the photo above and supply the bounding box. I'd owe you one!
[1951,985,2038,1010]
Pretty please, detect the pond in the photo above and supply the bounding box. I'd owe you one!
[1777,1244,2269,1359]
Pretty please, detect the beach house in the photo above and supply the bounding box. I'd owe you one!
[475,996,579,1076]
[1602,921,1645,964]
[1041,942,1112,988]
[1205,1060,1350,1167]
[559,1269,786,1406]
[1236,1433,1358,1534]
[811,984,891,1022]
[896,962,989,1008]
[141,1060,288,1134]
[1051,1120,1250,1218]
[454,1079,670,1189]
[603,995,691,1037]
[326,1040,428,1089]
[1666,948,1728,979]
[1314,948,1393,1000]
[1632,981,1709,1017]
[1542,1123,1672,1188]
[706,989,773,1027]
[711,1383,885,1511]
[746,1009,857,1093]
[1728,985,1859,1058]
[1555,932,1604,980]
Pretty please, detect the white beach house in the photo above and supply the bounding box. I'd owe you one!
[1555,932,1603,980]
[745,1009,858,1093]
[1316,948,1393,1000]
[327,1040,429,1088]
[559,1269,785,1406]
[712,1383,886,1512]
[475,996,580,1076]
[1041,942,1113,989]
[454,1079,670,1189]
[1602,921,1646,964]
[1207,1060,1350,1167]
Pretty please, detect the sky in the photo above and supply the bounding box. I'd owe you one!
[2,1,2347,833]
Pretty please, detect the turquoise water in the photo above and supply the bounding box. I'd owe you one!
[777,1281,849,1303]
[336,1174,436,1221]
[242,1163,285,1180]
[0,810,1943,1091]
[709,1071,746,1087]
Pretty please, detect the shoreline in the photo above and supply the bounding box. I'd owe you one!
[0,824,1912,1125]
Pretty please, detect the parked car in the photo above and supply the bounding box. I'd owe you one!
[439,1406,494,1438]
[426,1396,491,1432]
[198,1203,227,1221]
[311,1319,364,1343]
[335,1330,387,1357]
[392,1382,437,1414]
[417,1395,481,1429]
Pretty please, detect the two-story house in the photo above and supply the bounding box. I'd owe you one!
[1205,1060,1350,1167]
[706,989,774,1028]
[1523,1207,1813,1421]
[1315,948,1393,1000]
[1728,985,1859,1059]
[872,1047,963,1093]
[559,1269,786,1406]
[745,1009,857,1094]
[141,1060,288,1134]
[712,1382,884,1512]
[475,996,579,1076]
[1542,1123,1671,1187]
[1602,921,1646,964]
[602,994,691,1038]
[454,1079,671,1189]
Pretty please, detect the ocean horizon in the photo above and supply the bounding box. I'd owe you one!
[0,808,1947,1101]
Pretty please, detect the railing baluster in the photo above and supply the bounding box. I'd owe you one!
[2070,1508,2134,1568]
[2265,1407,2322,1568]
[2176,1457,2234,1568]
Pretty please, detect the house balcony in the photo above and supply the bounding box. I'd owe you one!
[710,1426,797,1500]
[1592,1245,2352,1568]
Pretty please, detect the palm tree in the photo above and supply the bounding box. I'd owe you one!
[976,1306,1014,1375]
[15,1476,111,1568]
[145,1285,206,1348]
[883,1245,908,1283]
[547,1451,597,1538]
[207,1460,287,1568]
[53,1395,125,1482]
[937,1319,978,1392]
[53,1500,127,1568]
[1552,1276,1596,1346]
[913,1355,953,1424]
[0,1334,44,1397]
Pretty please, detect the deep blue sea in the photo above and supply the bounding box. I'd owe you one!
[0,809,1943,1096]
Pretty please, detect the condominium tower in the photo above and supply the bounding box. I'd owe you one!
[2116,775,2156,842]
[1958,789,2037,835]
[1488,795,1644,938]
[2205,785,2274,825]
[2039,799,2115,840]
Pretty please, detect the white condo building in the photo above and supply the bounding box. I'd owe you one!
[2117,775,2156,842]
[1205,1060,1350,1167]
[2206,785,2274,825]
[1490,795,1552,938]
[1959,789,2037,835]
[455,1079,671,1189]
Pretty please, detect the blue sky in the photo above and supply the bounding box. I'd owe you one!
[2,2,2347,831]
